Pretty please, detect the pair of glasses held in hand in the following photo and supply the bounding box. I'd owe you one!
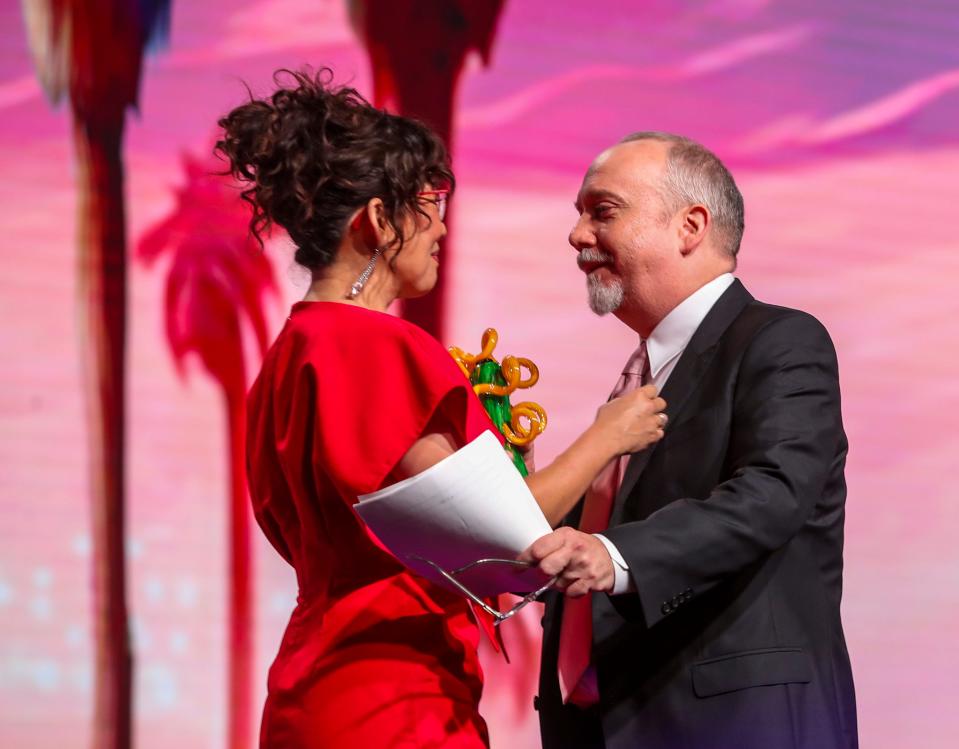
[408,555,557,625]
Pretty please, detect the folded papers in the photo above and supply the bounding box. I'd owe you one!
[355,431,554,597]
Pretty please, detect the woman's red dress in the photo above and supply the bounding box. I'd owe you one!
[246,302,502,748]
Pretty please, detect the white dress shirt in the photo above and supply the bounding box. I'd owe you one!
[596,273,736,594]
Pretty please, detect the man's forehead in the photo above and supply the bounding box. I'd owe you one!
[578,141,665,203]
[582,146,617,184]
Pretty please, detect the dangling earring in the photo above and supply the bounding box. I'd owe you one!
[348,245,384,299]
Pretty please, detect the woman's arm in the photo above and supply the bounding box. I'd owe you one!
[392,386,666,526]
[391,431,460,481]
[527,386,665,525]
[525,423,626,527]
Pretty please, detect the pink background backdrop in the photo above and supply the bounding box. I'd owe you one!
[2,1,958,747]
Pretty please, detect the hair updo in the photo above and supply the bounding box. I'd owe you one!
[215,68,454,271]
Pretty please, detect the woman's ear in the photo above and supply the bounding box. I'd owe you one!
[354,197,395,249]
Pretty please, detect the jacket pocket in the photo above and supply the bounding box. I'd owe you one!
[691,647,812,698]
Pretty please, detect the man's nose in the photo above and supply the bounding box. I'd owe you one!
[569,215,594,250]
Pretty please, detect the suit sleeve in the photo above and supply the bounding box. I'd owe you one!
[602,311,845,628]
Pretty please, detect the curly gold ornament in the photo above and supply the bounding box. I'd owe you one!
[502,401,548,447]
[449,328,548,474]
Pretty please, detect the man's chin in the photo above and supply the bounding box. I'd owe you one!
[586,278,624,316]
[588,297,617,316]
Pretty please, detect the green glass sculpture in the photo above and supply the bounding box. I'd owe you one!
[450,329,547,476]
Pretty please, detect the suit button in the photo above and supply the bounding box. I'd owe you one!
[685,588,693,597]
[533,696,541,711]
[671,596,680,606]
[661,602,672,615]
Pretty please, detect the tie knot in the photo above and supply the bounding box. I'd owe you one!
[622,340,649,377]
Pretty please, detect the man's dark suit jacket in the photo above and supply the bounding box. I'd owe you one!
[538,280,858,749]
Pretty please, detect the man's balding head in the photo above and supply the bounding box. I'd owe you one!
[619,132,744,259]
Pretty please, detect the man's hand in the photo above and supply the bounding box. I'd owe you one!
[519,527,615,597]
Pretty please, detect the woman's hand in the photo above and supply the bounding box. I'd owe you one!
[515,442,535,474]
[593,384,667,456]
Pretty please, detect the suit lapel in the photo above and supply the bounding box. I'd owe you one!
[612,280,753,516]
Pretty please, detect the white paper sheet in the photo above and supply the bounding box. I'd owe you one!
[354,431,553,597]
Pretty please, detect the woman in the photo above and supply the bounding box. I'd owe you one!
[217,69,666,749]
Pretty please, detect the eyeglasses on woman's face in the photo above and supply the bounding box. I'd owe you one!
[417,189,449,222]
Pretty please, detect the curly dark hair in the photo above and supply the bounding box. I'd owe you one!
[215,68,455,271]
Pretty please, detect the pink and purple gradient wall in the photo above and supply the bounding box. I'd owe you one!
[2,1,958,747]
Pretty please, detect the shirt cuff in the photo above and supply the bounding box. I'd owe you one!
[593,533,635,595]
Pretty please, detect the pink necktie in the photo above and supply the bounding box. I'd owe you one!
[558,341,650,706]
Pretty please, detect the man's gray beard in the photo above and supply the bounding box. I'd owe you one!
[586,273,624,315]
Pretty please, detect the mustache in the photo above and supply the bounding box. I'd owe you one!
[576,248,615,269]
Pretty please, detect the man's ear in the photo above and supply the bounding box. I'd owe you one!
[679,204,709,255]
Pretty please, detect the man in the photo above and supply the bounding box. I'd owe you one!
[523,132,857,749]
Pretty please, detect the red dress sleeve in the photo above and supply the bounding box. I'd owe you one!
[298,306,503,501]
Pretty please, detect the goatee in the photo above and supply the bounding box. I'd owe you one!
[586,273,624,315]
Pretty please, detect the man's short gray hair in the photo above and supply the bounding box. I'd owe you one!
[620,131,745,258]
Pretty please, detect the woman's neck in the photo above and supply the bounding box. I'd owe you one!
[303,263,397,312]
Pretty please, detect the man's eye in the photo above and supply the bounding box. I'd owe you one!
[594,205,614,219]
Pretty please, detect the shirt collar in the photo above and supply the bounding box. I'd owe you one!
[645,273,735,379]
